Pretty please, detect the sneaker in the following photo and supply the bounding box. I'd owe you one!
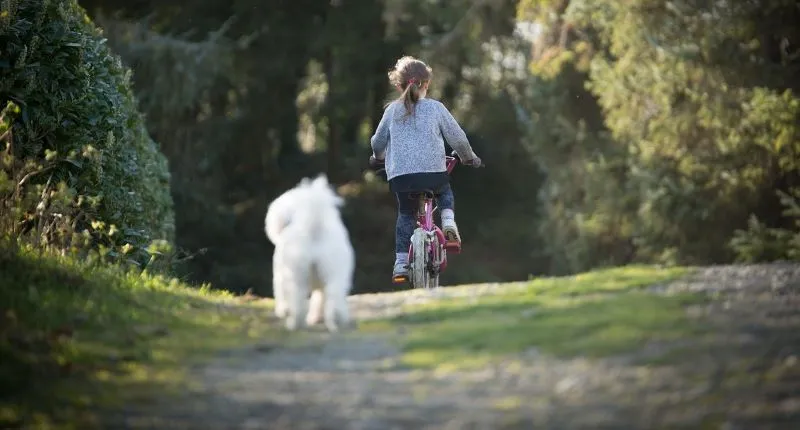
[392,262,409,283]
[442,219,462,244]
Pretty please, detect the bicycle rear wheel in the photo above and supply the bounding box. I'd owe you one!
[427,271,439,289]
[427,235,440,289]
[410,228,428,289]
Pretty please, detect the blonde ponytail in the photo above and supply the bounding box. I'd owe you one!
[401,80,422,117]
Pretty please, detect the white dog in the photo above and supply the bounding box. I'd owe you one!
[264,174,354,332]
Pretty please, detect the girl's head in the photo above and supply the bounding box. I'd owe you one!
[388,56,432,116]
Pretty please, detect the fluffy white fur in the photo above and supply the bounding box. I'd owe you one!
[264,174,354,332]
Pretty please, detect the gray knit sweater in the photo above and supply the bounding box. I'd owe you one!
[370,98,477,180]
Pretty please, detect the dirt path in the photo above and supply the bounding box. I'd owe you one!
[105,264,800,429]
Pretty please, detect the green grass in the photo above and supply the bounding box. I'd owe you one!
[0,241,278,429]
[362,265,708,370]
[0,243,710,426]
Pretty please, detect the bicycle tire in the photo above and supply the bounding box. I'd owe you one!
[410,228,428,289]
[427,235,440,289]
[428,271,439,289]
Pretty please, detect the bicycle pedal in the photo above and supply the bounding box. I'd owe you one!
[445,240,462,253]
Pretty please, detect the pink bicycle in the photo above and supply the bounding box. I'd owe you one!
[371,151,480,289]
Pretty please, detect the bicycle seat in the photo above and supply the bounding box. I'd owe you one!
[408,189,437,200]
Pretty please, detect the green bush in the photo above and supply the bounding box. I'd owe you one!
[0,0,174,261]
[730,188,800,263]
[516,0,800,272]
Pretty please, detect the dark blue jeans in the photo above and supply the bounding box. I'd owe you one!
[395,183,455,253]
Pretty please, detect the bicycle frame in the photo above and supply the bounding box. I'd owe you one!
[407,156,460,275]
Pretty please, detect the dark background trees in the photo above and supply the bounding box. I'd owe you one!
[9,0,794,295]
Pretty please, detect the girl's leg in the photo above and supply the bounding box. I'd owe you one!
[436,184,461,243]
[394,192,416,280]
[436,183,454,211]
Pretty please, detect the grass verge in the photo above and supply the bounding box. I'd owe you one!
[0,241,277,429]
[362,265,708,370]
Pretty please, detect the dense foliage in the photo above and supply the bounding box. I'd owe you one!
[57,0,800,293]
[516,0,800,273]
[0,0,174,264]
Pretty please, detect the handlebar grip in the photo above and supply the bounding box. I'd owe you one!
[451,151,484,168]
[368,155,385,168]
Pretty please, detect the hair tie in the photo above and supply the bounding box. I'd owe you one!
[407,78,416,86]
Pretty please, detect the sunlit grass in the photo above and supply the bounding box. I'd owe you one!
[0,244,710,426]
[0,241,278,429]
[362,265,707,370]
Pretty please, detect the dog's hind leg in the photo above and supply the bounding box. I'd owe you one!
[274,283,288,319]
[324,286,350,333]
[306,288,325,326]
[272,250,288,319]
[285,270,310,331]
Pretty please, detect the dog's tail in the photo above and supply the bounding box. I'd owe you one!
[265,188,297,245]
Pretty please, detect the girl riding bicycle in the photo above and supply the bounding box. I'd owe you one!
[370,55,482,283]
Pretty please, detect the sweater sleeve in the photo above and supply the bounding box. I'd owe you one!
[370,104,392,159]
[437,102,477,161]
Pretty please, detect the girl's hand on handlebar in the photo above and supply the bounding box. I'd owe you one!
[449,150,484,168]
[369,154,385,169]
[464,156,483,168]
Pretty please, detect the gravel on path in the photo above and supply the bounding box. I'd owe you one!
[104,264,800,430]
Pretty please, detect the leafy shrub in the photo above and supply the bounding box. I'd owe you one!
[91,15,240,282]
[516,0,800,272]
[730,189,800,263]
[1,101,174,271]
[0,0,174,263]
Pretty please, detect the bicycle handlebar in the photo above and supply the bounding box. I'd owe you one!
[370,151,483,171]
[449,150,484,168]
